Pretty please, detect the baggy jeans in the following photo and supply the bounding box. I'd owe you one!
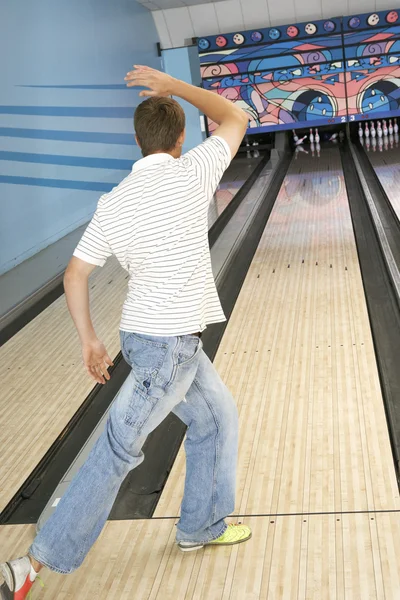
[29,331,239,573]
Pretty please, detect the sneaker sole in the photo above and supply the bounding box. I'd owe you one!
[0,582,13,600]
[178,532,252,552]
[207,532,252,547]
[0,563,14,592]
[178,543,205,552]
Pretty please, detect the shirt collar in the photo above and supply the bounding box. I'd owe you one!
[132,153,174,173]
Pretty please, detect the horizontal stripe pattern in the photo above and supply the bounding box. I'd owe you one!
[0,150,134,170]
[0,175,117,192]
[0,106,135,118]
[74,136,232,336]
[17,84,131,90]
[0,114,133,134]
[0,127,135,145]
[0,137,139,160]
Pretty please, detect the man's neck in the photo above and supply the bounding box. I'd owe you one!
[148,149,181,159]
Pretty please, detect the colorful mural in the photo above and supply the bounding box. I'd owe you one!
[343,13,400,123]
[198,9,400,134]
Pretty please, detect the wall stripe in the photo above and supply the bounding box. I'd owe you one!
[17,84,131,90]
[0,106,135,118]
[0,127,135,145]
[0,115,134,135]
[0,175,117,192]
[0,150,134,170]
[0,138,138,160]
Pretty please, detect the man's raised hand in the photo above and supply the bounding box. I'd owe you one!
[125,65,176,97]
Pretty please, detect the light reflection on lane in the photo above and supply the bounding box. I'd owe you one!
[208,156,263,228]
[261,146,354,261]
[367,147,400,221]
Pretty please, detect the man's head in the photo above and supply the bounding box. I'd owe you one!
[134,97,186,158]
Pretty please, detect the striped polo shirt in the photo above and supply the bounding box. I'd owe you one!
[73,135,231,336]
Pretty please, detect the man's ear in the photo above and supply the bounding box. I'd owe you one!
[178,129,186,146]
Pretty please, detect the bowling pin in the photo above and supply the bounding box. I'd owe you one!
[389,119,394,135]
[339,130,345,142]
[295,135,307,146]
[365,122,370,138]
[292,129,299,143]
[384,136,389,151]
[389,134,394,149]
[377,121,383,138]
[394,118,399,134]
[316,142,320,157]
[295,145,308,155]
[315,128,320,143]
[383,120,388,136]
[358,123,363,138]
[370,121,376,138]
[329,133,338,142]
[246,141,251,158]
[309,128,314,143]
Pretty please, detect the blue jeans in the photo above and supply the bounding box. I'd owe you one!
[29,331,238,574]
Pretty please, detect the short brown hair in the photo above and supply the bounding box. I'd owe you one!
[134,97,185,156]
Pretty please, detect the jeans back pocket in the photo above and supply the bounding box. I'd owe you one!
[177,336,202,366]
[122,333,168,378]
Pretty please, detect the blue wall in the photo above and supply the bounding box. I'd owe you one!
[0,0,160,275]
[162,46,205,153]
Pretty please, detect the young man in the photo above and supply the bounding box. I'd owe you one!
[0,66,249,599]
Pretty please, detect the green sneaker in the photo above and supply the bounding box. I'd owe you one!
[178,523,252,552]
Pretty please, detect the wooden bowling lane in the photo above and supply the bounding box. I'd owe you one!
[366,144,400,221]
[155,146,400,523]
[0,256,127,513]
[1,510,400,599]
[1,147,400,598]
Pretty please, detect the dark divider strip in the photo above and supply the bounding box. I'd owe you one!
[208,154,269,248]
[111,151,292,521]
[340,144,400,476]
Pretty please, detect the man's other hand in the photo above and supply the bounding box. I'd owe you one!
[82,339,114,384]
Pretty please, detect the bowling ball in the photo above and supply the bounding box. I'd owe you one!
[233,33,245,45]
[251,31,263,42]
[367,13,380,26]
[386,10,398,23]
[198,38,210,51]
[269,28,281,40]
[216,36,227,48]
[362,87,390,114]
[305,23,317,35]
[306,93,334,119]
[287,25,299,38]
[348,17,361,29]
[324,20,336,32]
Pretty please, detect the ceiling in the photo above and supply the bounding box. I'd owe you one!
[138,0,226,10]
[148,0,399,49]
